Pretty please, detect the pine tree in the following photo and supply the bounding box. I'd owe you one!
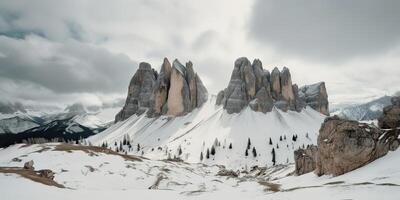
[269,137,273,145]
[306,132,309,138]
[247,138,251,149]
[280,136,282,141]
[137,143,140,152]
[276,144,279,149]
[245,148,249,156]
[200,152,204,161]
[178,146,182,155]
[252,147,257,157]
[284,135,286,140]
[211,145,216,155]
[271,148,276,166]
[206,148,210,159]
[229,143,232,149]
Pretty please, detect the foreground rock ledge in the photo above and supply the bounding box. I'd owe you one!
[315,116,399,176]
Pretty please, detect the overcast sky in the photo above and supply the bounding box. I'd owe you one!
[0,0,399,108]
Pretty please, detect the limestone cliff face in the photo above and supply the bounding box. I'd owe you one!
[299,82,329,115]
[216,57,329,115]
[115,62,157,122]
[115,58,208,122]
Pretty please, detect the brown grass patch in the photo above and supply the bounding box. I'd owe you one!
[53,144,143,162]
[0,167,65,188]
[258,181,281,192]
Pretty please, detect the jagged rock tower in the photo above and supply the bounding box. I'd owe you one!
[115,58,208,122]
[216,57,329,115]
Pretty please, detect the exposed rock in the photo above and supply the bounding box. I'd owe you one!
[149,58,172,116]
[216,169,239,177]
[167,60,191,116]
[216,57,328,115]
[249,87,274,113]
[117,58,208,120]
[378,96,400,129]
[391,96,400,106]
[315,116,399,176]
[224,85,247,114]
[24,160,34,170]
[294,145,317,175]
[270,67,281,100]
[216,90,225,106]
[293,84,306,112]
[185,61,197,109]
[195,74,208,107]
[115,62,157,122]
[37,169,55,180]
[299,82,329,115]
[280,67,295,109]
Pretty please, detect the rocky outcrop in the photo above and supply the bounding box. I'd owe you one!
[216,57,328,114]
[116,58,208,122]
[299,82,329,115]
[378,96,400,129]
[24,160,34,170]
[115,62,157,122]
[294,145,317,175]
[315,116,399,176]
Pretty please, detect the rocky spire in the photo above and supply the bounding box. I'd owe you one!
[115,58,208,122]
[115,62,157,122]
[216,57,329,115]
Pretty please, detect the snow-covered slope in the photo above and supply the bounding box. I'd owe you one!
[0,113,42,134]
[0,143,398,200]
[90,97,325,169]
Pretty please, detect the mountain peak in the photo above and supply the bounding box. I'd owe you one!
[216,57,329,115]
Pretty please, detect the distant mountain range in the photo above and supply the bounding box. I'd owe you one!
[0,102,121,147]
[330,95,393,121]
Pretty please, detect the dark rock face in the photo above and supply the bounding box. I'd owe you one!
[115,62,157,122]
[116,58,208,122]
[315,116,399,176]
[216,57,328,114]
[37,169,55,180]
[294,145,318,175]
[299,82,329,115]
[378,96,400,129]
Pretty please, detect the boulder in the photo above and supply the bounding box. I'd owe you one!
[299,82,329,115]
[315,116,398,176]
[24,160,34,170]
[294,145,318,175]
[378,96,400,129]
[37,169,55,180]
[115,62,157,122]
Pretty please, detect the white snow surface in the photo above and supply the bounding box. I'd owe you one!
[0,143,399,200]
[90,98,326,169]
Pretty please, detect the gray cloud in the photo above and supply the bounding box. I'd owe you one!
[249,0,400,62]
[0,35,137,95]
